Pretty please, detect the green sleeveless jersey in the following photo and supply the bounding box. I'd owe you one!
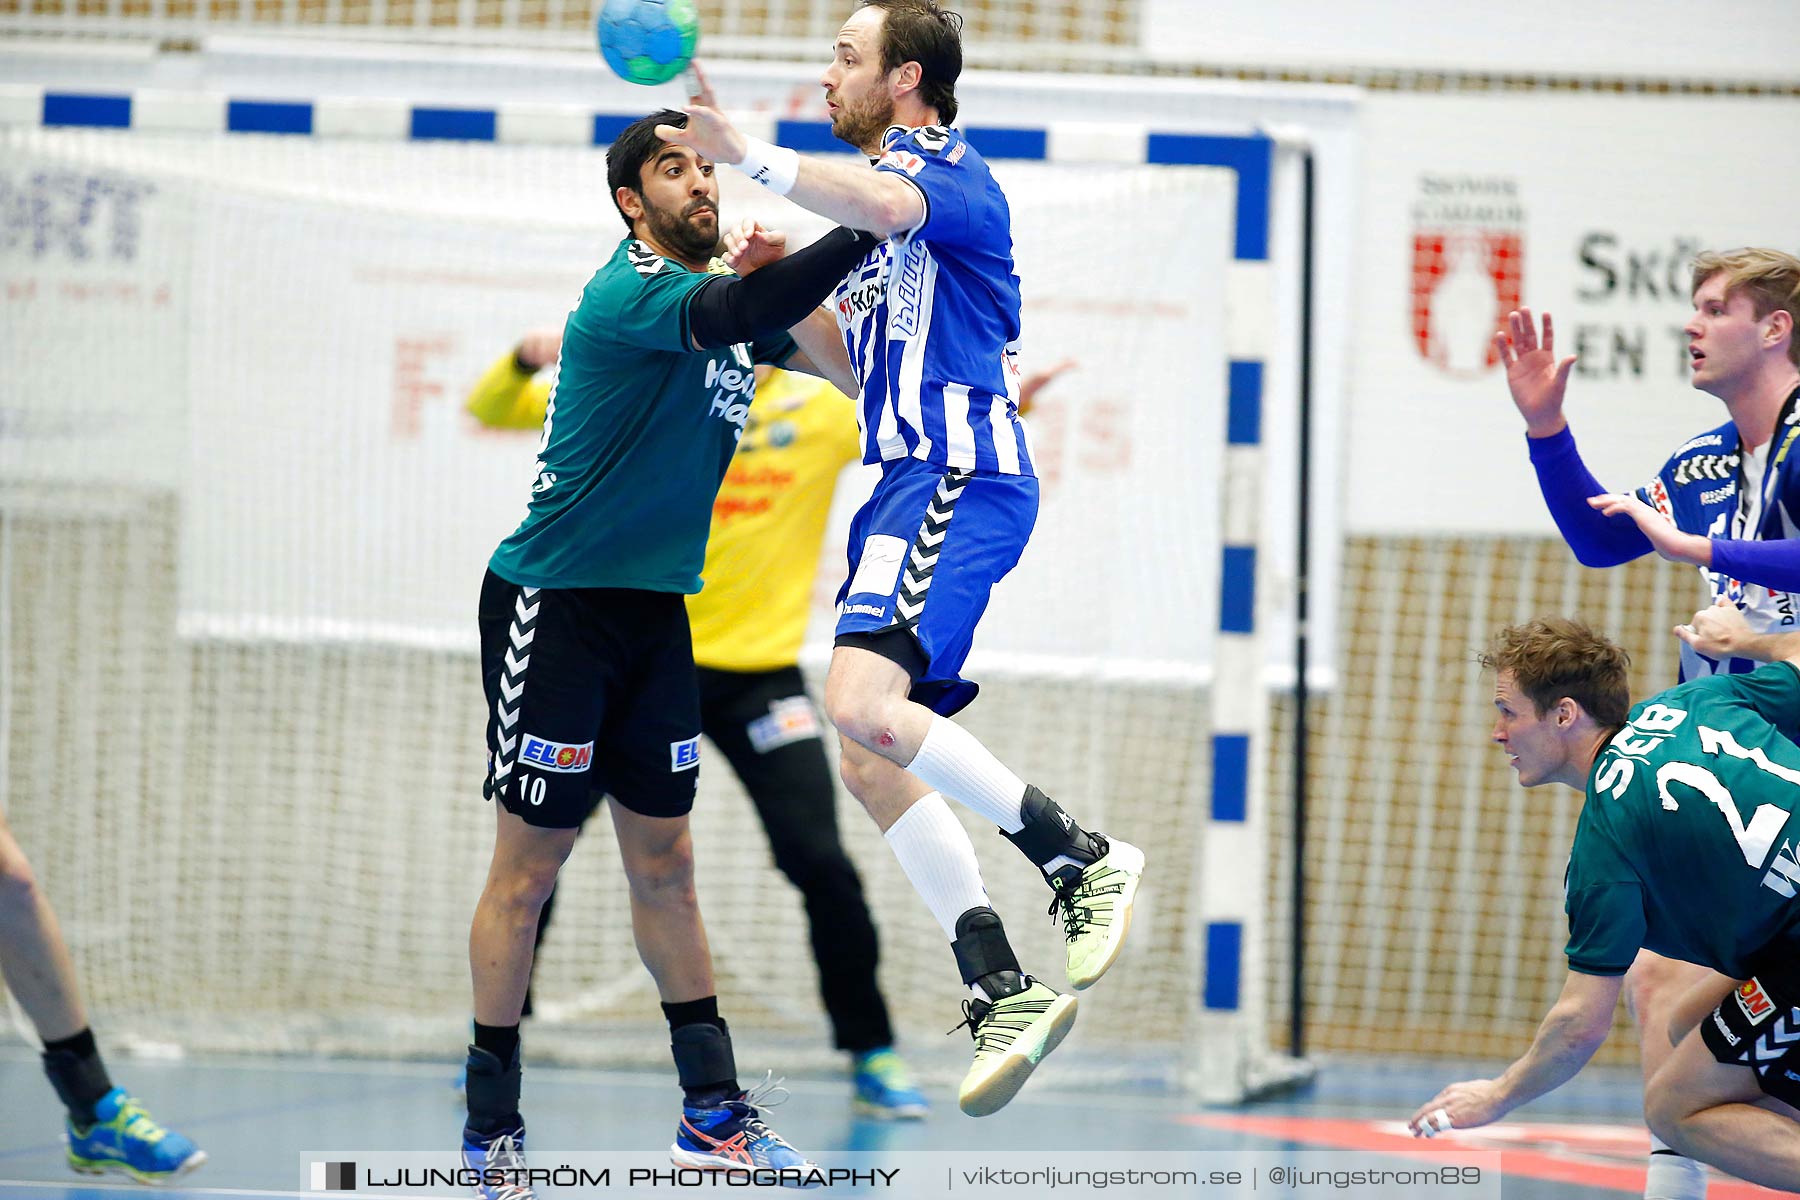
[489,238,796,592]
[1568,662,1800,977]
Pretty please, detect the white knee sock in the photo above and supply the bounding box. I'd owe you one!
[906,715,1026,833]
[882,792,990,939]
[1644,1134,1707,1200]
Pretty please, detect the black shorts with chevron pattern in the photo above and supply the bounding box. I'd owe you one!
[477,569,701,828]
[1701,967,1800,1106]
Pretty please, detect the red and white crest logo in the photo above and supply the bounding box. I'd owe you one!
[1410,176,1525,378]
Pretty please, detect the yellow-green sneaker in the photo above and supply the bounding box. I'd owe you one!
[1049,836,1145,989]
[67,1088,206,1185]
[953,978,1077,1117]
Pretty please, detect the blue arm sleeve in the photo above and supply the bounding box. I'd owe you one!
[1711,538,1800,594]
[1527,427,1653,567]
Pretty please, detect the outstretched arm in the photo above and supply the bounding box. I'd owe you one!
[718,217,858,398]
[686,226,880,350]
[1409,970,1621,1137]
[656,98,924,237]
[1584,496,1800,593]
[1527,429,1653,567]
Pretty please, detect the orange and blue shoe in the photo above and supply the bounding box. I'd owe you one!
[460,1124,534,1200]
[66,1088,206,1184]
[670,1078,816,1184]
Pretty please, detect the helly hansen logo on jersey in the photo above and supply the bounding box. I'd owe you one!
[310,1162,355,1190]
[1673,454,1737,487]
[1738,979,1777,1026]
[706,351,755,437]
[670,736,701,772]
[519,735,594,773]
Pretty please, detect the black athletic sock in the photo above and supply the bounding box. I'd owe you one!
[665,1001,738,1108]
[472,1023,520,1073]
[42,1028,112,1128]
[661,997,721,1035]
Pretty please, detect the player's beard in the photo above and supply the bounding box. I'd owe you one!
[643,196,719,262]
[829,88,896,155]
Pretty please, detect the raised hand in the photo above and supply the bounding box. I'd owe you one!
[722,218,788,275]
[655,69,746,168]
[1496,308,1577,438]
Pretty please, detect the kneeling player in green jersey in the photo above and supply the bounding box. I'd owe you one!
[1409,615,1800,1191]
[461,106,875,1196]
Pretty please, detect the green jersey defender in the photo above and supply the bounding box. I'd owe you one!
[1569,662,1800,980]
[489,239,795,593]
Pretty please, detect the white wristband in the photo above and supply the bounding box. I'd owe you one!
[736,137,800,196]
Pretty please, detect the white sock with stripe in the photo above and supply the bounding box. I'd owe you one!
[882,792,990,939]
[1644,1134,1706,1200]
[906,715,1027,833]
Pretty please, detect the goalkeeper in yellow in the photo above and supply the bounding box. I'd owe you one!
[467,334,1070,1116]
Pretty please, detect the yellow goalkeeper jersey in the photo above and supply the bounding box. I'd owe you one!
[465,352,860,672]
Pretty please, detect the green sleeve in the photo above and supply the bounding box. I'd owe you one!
[1564,881,1645,975]
[1563,813,1646,975]
[586,260,711,353]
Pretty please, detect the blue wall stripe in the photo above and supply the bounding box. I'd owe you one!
[593,113,637,145]
[963,125,1047,161]
[1211,734,1249,822]
[1204,922,1243,1010]
[1144,132,1272,262]
[42,93,131,129]
[1227,359,1263,446]
[775,119,851,154]
[226,100,313,135]
[1219,545,1256,634]
[411,107,496,142]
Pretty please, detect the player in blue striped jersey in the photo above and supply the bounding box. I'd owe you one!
[660,2,1143,1117]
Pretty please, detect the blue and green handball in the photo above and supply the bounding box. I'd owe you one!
[597,0,700,86]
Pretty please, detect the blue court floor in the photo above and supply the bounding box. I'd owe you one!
[0,1047,1779,1199]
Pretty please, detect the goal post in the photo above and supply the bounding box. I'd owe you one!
[0,86,1308,1101]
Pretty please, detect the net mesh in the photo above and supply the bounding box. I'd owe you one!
[0,126,1269,1092]
[1261,536,1695,1067]
[0,0,1139,61]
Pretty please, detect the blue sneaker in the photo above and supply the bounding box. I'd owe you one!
[852,1049,928,1120]
[66,1088,206,1184]
[460,1125,534,1200]
[670,1079,817,1184]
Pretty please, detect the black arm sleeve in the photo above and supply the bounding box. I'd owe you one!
[686,226,880,350]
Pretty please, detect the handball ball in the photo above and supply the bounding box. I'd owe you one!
[597,0,700,86]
